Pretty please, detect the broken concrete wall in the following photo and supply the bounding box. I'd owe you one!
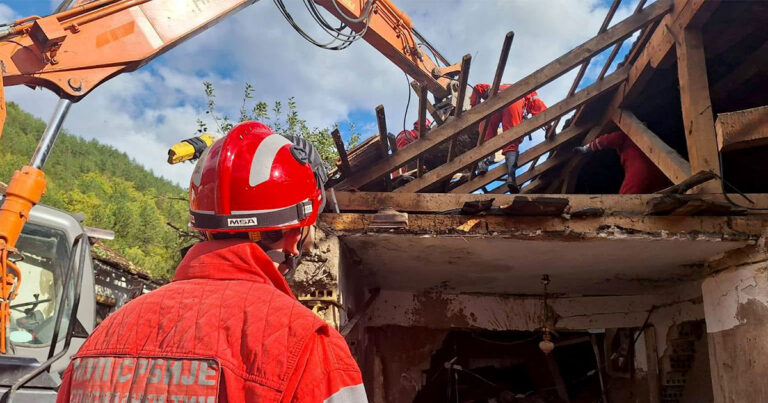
[702,258,768,403]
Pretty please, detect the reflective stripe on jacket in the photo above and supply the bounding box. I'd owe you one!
[57,239,367,403]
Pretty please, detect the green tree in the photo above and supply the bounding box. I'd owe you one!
[0,102,189,281]
[197,82,360,168]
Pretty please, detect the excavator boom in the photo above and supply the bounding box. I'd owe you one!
[0,0,455,134]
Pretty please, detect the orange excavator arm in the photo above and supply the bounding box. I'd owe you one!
[0,0,457,353]
[0,0,457,131]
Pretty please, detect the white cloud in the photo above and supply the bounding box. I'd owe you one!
[3,0,636,186]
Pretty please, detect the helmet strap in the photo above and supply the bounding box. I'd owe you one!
[263,227,311,275]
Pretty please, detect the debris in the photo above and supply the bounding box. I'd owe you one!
[461,198,494,215]
[456,218,482,232]
[500,196,570,216]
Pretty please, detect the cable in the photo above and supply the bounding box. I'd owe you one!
[329,0,375,24]
[402,72,412,133]
[272,0,373,51]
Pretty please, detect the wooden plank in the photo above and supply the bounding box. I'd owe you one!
[454,54,472,119]
[375,105,388,155]
[613,108,692,183]
[659,170,719,194]
[375,105,392,191]
[330,191,768,214]
[332,128,352,177]
[450,122,591,193]
[332,0,672,191]
[491,153,570,194]
[396,67,629,193]
[676,27,722,192]
[320,213,768,236]
[715,105,768,152]
[446,54,472,163]
[476,31,516,148]
[644,326,660,403]
[548,0,623,138]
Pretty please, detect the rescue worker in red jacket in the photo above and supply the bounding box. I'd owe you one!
[470,83,547,193]
[392,119,431,181]
[574,130,671,194]
[56,122,367,402]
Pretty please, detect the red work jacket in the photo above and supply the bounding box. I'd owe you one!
[481,86,547,154]
[56,240,366,403]
[588,131,671,194]
[395,129,419,150]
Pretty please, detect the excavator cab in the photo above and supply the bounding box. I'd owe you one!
[0,199,95,402]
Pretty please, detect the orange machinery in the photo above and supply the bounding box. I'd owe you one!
[0,0,460,353]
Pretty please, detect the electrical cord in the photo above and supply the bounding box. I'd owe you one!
[402,72,412,133]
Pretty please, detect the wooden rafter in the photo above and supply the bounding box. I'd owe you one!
[676,27,722,192]
[332,0,672,191]
[612,109,691,183]
[397,67,629,193]
[537,0,722,193]
[450,121,591,193]
[489,152,570,194]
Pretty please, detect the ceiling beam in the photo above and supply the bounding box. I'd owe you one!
[612,109,692,183]
[328,191,768,214]
[332,0,672,191]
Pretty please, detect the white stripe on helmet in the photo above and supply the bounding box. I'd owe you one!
[249,135,292,187]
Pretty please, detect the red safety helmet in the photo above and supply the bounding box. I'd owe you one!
[412,118,432,131]
[188,121,325,235]
[470,83,491,107]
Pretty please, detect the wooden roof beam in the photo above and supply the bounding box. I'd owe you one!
[450,122,591,193]
[327,191,768,214]
[676,27,722,192]
[613,109,691,183]
[331,0,672,191]
[396,67,629,193]
[715,105,768,152]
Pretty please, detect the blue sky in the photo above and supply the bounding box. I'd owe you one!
[1,0,644,186]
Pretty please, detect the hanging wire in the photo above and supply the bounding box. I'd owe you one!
[402,72,412,133]
[272,0,374,50]
[329,0,375,23]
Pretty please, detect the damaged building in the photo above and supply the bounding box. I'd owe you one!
[291,0,768,402]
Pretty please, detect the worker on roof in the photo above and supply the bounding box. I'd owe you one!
[470,83,547,193]
[57,122,367,402]
[395,118,431,150]
[392,118,431,183]
[575,130,671,194]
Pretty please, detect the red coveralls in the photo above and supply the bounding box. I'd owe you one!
[392,128,420,177]
[57,240,366,403]
[476,84,548,154]
[587,131,671,194]
[395,129,419,150]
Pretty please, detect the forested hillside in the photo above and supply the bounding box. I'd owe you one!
[0,102,190,280]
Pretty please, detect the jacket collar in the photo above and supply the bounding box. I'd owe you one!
[173,239,295,298]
